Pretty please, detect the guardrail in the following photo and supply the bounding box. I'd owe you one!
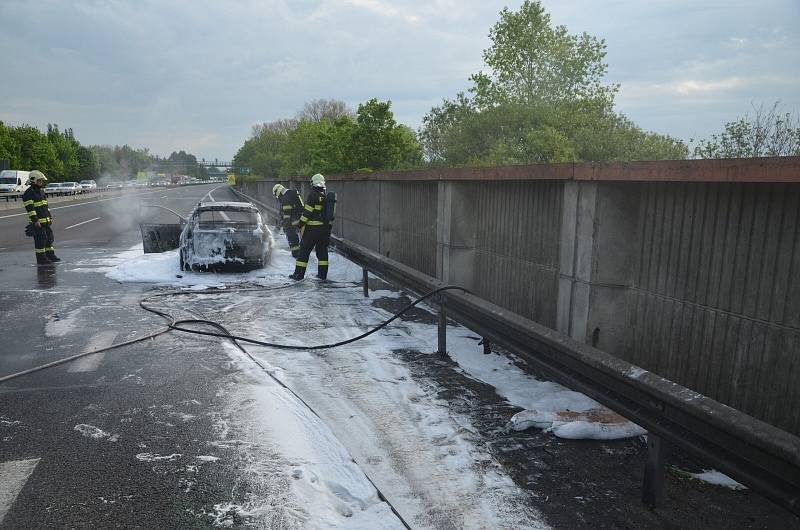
[232,184,800,516]
[0,189,104,202]
[330,234,800,516]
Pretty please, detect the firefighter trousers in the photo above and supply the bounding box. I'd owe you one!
[281,220,301,257]
[292,225,331,279]
[33,224,55,256]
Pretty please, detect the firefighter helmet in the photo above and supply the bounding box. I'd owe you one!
[311,173,325,187]
[272,183,285,198]
[29,170,47,184]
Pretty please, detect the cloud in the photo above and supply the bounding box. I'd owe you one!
[342,0,421,24]
[0,0,797,159]
[663,77,746,96]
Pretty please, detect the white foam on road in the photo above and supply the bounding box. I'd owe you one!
[0,458,39,525]
[691,470,746,490]
[74,424,119,441]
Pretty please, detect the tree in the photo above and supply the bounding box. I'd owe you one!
[419,1,685,165]
[351,99,421,171]
[0,121,21,168]
[692,102,800,158]
[469,0,617,110]
[234,123,289,178]
[47,124,80,179]
[296,99,355,123]
[76,146,99,179]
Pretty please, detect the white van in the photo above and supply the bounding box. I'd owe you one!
[0,170,31,194]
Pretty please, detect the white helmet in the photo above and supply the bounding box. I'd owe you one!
[272,183,285,198]
[310,173,325,187]
[29,170,47,184]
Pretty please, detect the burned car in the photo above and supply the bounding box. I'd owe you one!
[140,201,273,271]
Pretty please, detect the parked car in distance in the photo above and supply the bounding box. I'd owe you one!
[179,201,273,272]
[79,179,98,190]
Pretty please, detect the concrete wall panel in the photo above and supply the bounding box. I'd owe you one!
[626,182,800,434]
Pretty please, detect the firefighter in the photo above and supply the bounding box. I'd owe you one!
[289,173,334,280]
[23,170,60,264]
[272,183,303,258]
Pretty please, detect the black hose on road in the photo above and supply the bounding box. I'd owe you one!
[3,279,470,530]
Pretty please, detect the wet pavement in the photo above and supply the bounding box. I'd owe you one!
[0,184,797,529]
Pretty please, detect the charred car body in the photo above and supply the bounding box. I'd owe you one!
[140,201,273,272]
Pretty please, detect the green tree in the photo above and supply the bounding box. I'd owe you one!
[76,146,99,179]
[420,1,685,165]
[47,124,80,179]
[0,121,22,168]
[10,125,61,177]
[692,102,800,158]
[470,0,617,110]
[351,99,421,171]
[233,121,290,177]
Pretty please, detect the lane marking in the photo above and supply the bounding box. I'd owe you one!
[0,458,40,525]
[64,217,101,230]
[67,331,118,373]
[204,190,231,220]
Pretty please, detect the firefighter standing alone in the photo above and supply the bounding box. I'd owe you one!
[23,170,60,265]
[272,183,304,258]
[289,173,335,280]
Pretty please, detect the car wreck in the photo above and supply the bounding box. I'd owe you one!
[140,201,273,272]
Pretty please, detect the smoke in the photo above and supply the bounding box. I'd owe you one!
[96,188,183,235]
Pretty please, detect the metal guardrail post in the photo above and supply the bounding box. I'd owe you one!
[643,434,668,509]
[363,268,369,297]
[437,295,447,354]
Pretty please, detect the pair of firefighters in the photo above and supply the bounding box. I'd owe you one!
[22,170,61,265]
[273,173,335,280]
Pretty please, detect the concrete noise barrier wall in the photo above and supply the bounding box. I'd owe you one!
[240,156,800,436]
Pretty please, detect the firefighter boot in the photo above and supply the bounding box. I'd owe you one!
[289,260,307,280]
[36,253,52,265]
[46,251,61,262]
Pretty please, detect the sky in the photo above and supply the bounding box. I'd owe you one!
[1,0,798,162]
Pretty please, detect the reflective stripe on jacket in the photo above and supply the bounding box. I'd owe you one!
[278,188,304,226]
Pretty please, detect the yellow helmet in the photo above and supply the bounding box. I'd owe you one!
[272,183,285,198]
[29,170,47,183]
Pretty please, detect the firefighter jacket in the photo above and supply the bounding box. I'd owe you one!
[299,187,330,228]
[22,185,52,225]
[279,188,304,226]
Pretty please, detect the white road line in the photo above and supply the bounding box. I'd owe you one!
[0,458,40,525]
[68,331,118,373]
[64,217,101,230]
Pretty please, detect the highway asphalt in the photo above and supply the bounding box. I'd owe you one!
[0,184,279,528]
